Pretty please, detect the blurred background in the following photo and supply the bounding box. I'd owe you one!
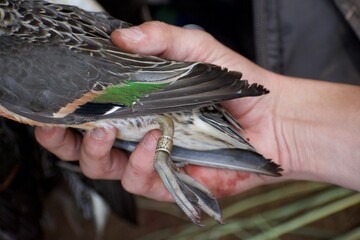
[1,0,360,239]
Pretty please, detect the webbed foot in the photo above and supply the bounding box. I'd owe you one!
[153,115,223,225]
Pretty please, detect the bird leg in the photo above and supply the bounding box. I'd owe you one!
[153,115,223,225]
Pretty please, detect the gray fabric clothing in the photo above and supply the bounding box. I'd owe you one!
[253,0,360,85]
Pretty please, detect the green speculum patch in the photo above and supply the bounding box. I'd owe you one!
[93,80,167,106]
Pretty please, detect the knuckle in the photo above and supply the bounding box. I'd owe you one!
[82,145,103,160]
[81,160,110,179]
[129,156,149,177]
[80,154,113,180]
[83,141,110,160]
[121,178,137,193]
[82,169,103,179]
[146,20,168,31]
[143,21,169,39]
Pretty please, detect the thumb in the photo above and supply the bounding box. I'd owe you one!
[110,21,225,63]
[111,21,267,83]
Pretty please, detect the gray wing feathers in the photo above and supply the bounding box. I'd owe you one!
[113,140,282,176]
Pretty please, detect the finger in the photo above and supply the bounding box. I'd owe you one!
[111,21,266,81]
[35,126,82,161]
[79,127,128,180]
[111,21,223,63]
[121,130,173,201]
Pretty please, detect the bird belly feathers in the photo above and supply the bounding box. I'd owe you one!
[98,109,247,151]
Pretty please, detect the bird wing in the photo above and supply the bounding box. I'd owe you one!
[0,1,268,125]
[198,105,256,151]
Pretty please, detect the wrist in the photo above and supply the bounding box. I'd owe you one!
[273,76,360,190]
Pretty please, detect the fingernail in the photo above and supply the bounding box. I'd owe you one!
[142,131,158,150]
[182,24,205,31]
[115,27,143,42]
[90,128,108,140]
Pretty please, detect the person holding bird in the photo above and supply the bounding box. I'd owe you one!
[36,21,360,205]
[0,0,282,224]
[1,0,359,224]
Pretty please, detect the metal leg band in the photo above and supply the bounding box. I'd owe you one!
[155,135,173,155]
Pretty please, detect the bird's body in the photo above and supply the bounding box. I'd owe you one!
[0,0,282,224]
[0,103,254,151]
[92,106,257,151]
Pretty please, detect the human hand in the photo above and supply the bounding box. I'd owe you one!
[35,21,299,201]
